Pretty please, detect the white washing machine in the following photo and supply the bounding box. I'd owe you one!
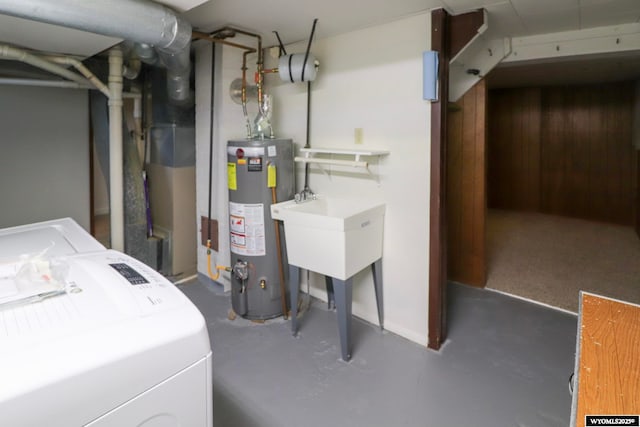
[0,219,213,426]
[0,217,107,258]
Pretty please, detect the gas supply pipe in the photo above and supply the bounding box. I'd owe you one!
[206,240,231,281]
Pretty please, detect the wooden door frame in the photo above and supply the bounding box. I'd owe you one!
[428,9,450,350]
[428,8,485,350]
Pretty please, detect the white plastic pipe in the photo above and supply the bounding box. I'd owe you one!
[109,47,125,252]
[0,78,90,89]
[0,44,92,87]
[46,55,110,97]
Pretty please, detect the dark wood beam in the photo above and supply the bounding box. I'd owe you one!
[429,8,487,350]
[449,9,485,59]
[428,8,450,350]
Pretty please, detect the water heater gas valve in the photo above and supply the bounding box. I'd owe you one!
[232,260,249,281]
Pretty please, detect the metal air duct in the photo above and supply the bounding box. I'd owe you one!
[0,0,192,103]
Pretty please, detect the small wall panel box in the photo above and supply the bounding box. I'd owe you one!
[423,51,438,101]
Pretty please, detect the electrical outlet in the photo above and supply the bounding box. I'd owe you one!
[354,127,363,145]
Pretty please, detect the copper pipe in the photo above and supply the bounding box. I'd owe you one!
[215,26,263,109]
[241,50,251,100]
[192,31,256,52]
[194,26,268,129]
[216,27,262,65]
[242,50,253,138]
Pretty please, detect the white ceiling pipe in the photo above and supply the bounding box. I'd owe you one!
[0,78,91,89]
[46,55,110,97]
[0,0,193,102]
[0,44,93,87]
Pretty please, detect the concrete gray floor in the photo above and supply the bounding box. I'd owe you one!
[179,279,577,427]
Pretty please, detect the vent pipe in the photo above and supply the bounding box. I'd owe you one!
[0,0,192,103]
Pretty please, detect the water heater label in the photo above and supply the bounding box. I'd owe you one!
[229,202,266,256]
[268,145,277,157]
[227,163,237,190]
[248,157,263,172]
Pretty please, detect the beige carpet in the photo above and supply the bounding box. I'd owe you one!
[486,209,640,313]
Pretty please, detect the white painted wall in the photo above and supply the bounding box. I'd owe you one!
[195,13,431,346]
[0,85,90,230]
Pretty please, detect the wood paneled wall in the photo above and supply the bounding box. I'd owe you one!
[489,82,637,226]
[488,88,541,211]
[447,80,486,287]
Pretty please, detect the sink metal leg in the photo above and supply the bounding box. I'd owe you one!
[372,258,384,330]
[289,265,299,336]
[332,277,353,361]
[325,275,335,310]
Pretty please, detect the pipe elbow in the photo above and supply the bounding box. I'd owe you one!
[158,14,192,54]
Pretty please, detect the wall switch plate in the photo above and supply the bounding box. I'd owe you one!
[354,127,364,145]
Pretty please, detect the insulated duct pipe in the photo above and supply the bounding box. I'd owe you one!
[134,43,159,66]
[0,0,192,103]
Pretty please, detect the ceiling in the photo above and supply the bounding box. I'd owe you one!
[488,50,640,88]
[0,0,639,86]
[184,0,640,46]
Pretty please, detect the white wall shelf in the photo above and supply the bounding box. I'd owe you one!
[296,147,389,167]
[294,147,389,183]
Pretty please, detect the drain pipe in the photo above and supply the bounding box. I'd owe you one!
[0,78,90,89]
[0,44,94,88]
[0,45,110,96]
[46,55,110,97]
[109,47,125,252]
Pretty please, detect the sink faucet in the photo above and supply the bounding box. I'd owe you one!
[294,186,316,203]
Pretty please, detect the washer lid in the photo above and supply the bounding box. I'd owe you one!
[0,217,105,259]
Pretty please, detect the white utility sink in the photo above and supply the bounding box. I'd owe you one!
[270,196,385,280]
